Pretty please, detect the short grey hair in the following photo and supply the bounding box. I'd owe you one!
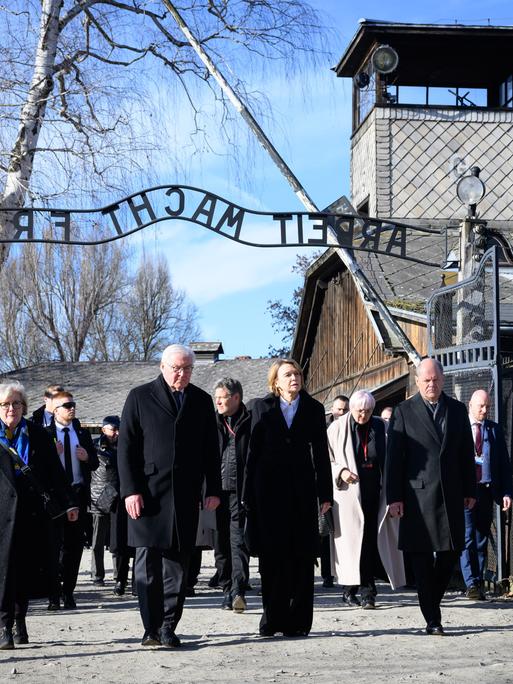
[0,381,28,415]
[349,390,375,411]
[214,378,243,400]
[162,344,195,365]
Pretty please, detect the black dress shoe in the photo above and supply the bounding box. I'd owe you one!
[92,578,104,586]
[0,627,14,650]
[283,630,309,637]
[13,620,28,645]
[63,594,77,610]
[221,593,232,610]
[361,597,375,610]
[47,600,60,611]
[258,628,275,637]
[425,623,444,636]
[113,582,125,596]
[160,627,181,648]
[342,592,360,607]
[141,631,161,647]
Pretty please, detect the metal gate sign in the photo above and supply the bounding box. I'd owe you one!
[2,185,441,266]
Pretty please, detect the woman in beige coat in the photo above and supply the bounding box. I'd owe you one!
[328,391,405,609]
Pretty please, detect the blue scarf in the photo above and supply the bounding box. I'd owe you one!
[0,418,30,476]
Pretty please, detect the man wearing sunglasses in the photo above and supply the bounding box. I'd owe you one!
[118,344,221,649]
[46,391,98,610]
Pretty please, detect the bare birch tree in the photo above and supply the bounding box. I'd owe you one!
[0,0,328,262]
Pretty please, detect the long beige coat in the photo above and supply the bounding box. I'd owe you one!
[327,413,405,589]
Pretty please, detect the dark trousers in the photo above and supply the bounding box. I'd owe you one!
[0,544,29,630]
[50,487,87,599]
[343,498,378,599]
[460,484,494,588]
[91,514,110,580]
[134,547,190,634]
[113,553,131,587]
[408,550,459,626]
[214,490,249,597]
[320,535,332,580]
[259,553,314,635]
[187,548,202,588]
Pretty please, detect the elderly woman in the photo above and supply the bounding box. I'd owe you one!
[328,390,404,609]
[0,381,77,650]
[244,359,333,637]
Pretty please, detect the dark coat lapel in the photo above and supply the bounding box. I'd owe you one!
[150,374,177,417]
[411,392,441,447]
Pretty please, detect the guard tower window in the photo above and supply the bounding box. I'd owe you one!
[500,75,513,107]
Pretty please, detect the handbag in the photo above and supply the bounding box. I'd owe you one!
[0,440,65,519]
[318,507,334,537]
[96,483,119,513]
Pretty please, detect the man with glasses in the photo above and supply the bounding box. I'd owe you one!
[118,344,221,648]
[46,392,98,610]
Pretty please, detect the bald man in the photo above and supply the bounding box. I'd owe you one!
[460,390,512,600]
[386,358,476,635]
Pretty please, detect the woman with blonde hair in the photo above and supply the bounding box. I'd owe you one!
[244,359,332,637]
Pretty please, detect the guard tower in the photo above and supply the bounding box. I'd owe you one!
[335,20,513,225]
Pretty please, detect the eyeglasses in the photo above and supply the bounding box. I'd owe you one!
[168,365,194,374]
[55,401,76,410]
[0,401,24,409]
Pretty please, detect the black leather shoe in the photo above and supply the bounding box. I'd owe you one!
[361,597,375,609]
[47,600,60,611]
[13,620,28,645]
[258,628,275,637]
[425,623,444,636]
[465,584,481,600]
[63,594,77,610]
[141,631,161,647]
[342,592,360,607]
[221,593,232,610]
[160,627,181,648]
[0,628,14,650]
[113,582,125,596]
[92,578,104,586]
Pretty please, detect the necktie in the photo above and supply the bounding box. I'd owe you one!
[474,423,483,455]
[174,391,182,411]
[63,427,73,483]
[474,423,483,483]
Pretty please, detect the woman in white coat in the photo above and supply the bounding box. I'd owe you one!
[328,391,404,609]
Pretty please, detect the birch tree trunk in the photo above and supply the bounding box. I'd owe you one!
[0,0,63,264]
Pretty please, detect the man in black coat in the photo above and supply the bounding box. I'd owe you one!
[213,378,251,612]
[461,389,512,599]
[46,392,98,610]
[118,344,221,648]
[386,358,476,635]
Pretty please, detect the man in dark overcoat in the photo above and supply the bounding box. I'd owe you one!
[118,344,221,648]
[386,358,476,635]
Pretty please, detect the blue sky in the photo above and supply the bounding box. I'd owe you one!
[129,0,513,359]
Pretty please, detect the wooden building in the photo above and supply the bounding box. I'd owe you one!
[292,20,513,417]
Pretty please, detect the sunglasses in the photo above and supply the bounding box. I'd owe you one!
[56,401,76,410]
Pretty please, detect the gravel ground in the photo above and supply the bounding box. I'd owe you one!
[1,550,513,683]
